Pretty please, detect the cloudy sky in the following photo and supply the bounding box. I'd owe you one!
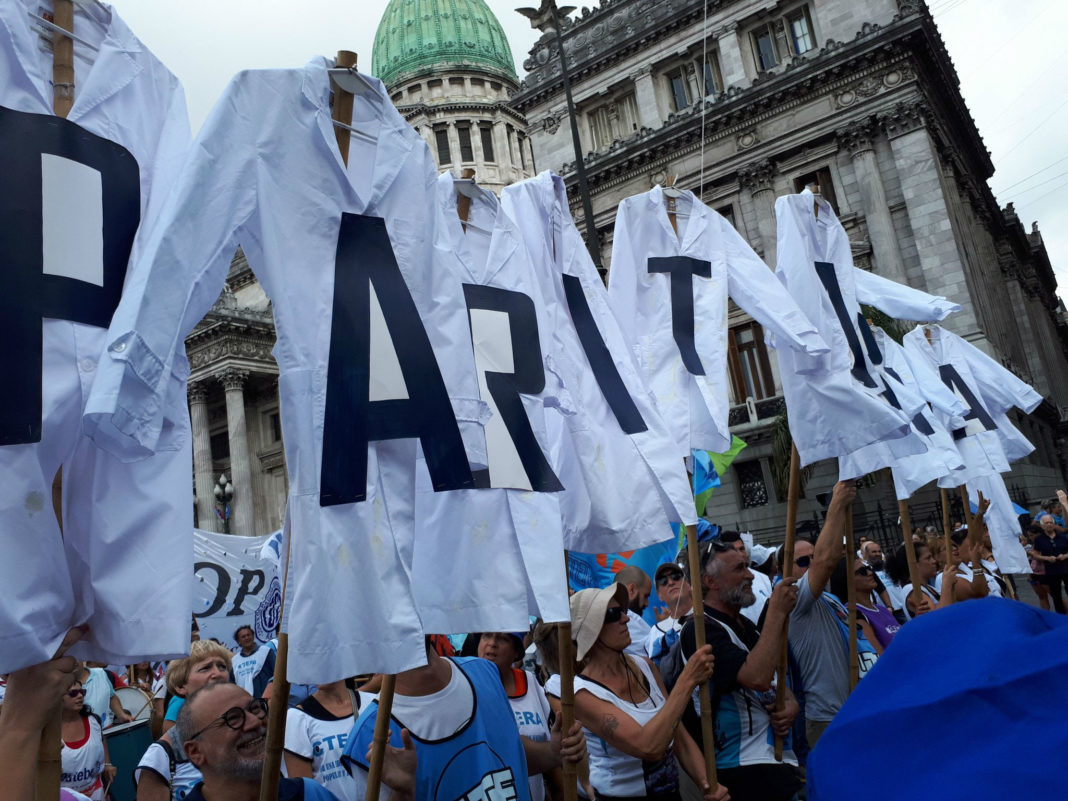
[118,0,1068,294]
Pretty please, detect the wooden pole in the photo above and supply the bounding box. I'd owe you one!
[557,619,578,801]
[940,488,953,567]
[683,523,718,791]
[554,546,577,801]
[773,445,801,762]
[959,485,973,529]
[365,674,397,801]
[258,632,290,801]
[332,50,357,164]
[40,8,74,799]
[898,500,924,616]
[843,507,858,692]
[456,167,476,231]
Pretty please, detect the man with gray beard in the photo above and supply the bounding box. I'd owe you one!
[677,541,801,801]
[176,682,360,800]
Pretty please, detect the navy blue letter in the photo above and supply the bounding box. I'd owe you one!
[647,256,711,375]
[938,364,997,440]
[813,262,876,388]
[320,214,473,506]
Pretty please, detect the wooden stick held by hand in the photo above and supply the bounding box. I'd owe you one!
[684,523,718,791]
[773,445,801,762]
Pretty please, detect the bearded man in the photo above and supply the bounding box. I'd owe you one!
[677,541,802,801]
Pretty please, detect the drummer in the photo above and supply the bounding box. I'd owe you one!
[135,640,231,801]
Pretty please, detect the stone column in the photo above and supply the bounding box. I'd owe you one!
[878,100,978,335]
[445,122,461,171]
[838,118,908,285]
[630,64,660,129]
[717,22,747,88]
[738,159,779,266]
[189,381,218,532]
[220,368,253,535]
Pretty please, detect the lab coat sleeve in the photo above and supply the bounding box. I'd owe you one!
[954,332,1044,414]
[84,72,259,458]
[605,202,642,355]
[854,268,961,321]
[723,218,828,355]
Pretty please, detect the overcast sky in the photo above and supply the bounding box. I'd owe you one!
[118,0,1068,295]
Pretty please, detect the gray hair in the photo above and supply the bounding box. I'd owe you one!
[174,682,233,747]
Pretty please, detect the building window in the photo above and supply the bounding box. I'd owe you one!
[786,7,814,54]
[752,24,779,70]
[667,70,690,111]
[479,124,495,162]
[434,126,451,165]
[794,167,838,214]
[728,322,776,402]
[750,5,816,71]
[587,92,640,150]
[736,460,769,508]
[716,203,736,228]
[210,431,230,462]
[457,124,474,162]
[268,412,282,443]
[700,52,723,95]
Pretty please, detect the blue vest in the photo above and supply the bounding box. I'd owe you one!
[343,658,531,801]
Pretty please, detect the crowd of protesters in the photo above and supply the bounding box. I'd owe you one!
[1,484,1063,801]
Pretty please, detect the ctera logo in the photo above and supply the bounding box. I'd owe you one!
[254,575,282,642]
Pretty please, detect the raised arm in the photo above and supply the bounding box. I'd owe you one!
[807,482,858,598]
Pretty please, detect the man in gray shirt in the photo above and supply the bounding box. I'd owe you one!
[784,481,856,747]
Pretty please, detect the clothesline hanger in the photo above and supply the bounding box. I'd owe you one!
[27,10,99,51]
[328,51,376,154]
[453,168,494,236]
[662,174,691,234]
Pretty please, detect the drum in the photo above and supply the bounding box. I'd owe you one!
[115,685,153,722]
[103,718,152,801]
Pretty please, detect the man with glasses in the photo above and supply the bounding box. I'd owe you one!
[644,558,693,662]
[176,682,359,800]
[780,480,856,748]
[614,565,653,657]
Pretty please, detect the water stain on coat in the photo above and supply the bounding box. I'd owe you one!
[25,491,44,516]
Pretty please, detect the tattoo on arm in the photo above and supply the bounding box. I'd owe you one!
[602,714,620,734]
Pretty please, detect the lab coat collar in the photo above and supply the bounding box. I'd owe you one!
[303,57,413,211]
[1,0,143,120]
[645,185,712,252]
[436,171,517,285]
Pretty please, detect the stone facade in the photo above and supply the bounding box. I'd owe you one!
[511,0,1068,542]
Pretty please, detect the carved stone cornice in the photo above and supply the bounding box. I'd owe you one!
[877,99,930,139]
[629,64,653,80]
[738,159,776,194]
[219,368,250,392]
[837,117,878,158]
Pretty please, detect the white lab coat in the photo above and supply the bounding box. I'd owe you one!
[83,59,490,681]
[839,328,965,498]
[412,172,568,633]
[501,172,697,554]
[902,325,1040,572]
[0,0,192,671]
[607,186,828,455]
[773,190,915,466]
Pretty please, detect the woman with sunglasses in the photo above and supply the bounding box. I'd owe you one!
[829,559,898,653]
[61,680,114,800]
[569,584,729,801]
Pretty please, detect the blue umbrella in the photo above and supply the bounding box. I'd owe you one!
[809,599,1068,800]
[970,499,1028,516]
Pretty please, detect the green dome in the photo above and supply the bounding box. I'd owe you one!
[372,0,518,88]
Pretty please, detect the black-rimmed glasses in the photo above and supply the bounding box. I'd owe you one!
[188,698,268,741]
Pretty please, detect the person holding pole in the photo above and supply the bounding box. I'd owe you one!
[782,481,856,749]
[568,585,729,801]
[678,541,800,801]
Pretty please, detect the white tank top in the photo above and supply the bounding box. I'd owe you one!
[574,656,678,798]
[507,670,553,801]
[61,716,104,800]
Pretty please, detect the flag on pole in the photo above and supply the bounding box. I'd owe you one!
[692,436,748,516]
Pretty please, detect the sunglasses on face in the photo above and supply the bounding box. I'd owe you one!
[604,606,626,624]
[188,698,268,741]
[67,688,86,697]
[656,570,684,587]
[794,555,812,569]
[855,565,874,577]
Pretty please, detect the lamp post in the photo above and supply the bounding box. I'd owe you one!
[517,0,604,274]
[214,474,234,534]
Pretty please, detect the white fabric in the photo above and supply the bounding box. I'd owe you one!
[643,616,684,658]
[134,738,202,801]
[574,656,672,796]
[607,186,828,455]
[900,582,939,621]
[625,612,653,656]
[61,716,105,800]
[772,190,914,466]
[966,473,1030,574]
[853,268,962,321]
[508,670,553,801]
[412,174,568,633]
[82,60,489,681]
[81,668,115,728]
[741,570,774,626]
[501,173,697,553]
[954,563,1004,598]
[0,0,192,672]
[840,328,965,498]
[389,659,474,740]
[876,569,905,612]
